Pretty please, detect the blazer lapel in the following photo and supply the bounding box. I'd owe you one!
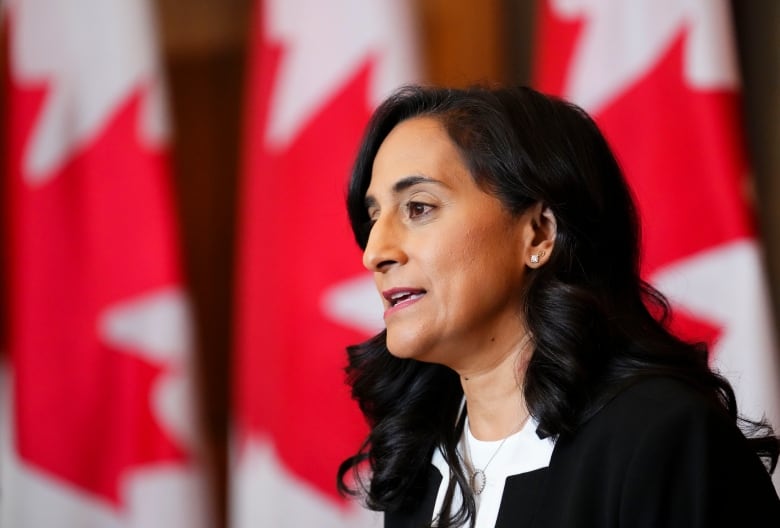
[494,467,549,528]
[384,464,442,528]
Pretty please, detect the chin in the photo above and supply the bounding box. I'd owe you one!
[385,342,417,360]
[385,333,424,360]
[386,333,443,365]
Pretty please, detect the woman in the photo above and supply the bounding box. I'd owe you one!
[337,85,780,527]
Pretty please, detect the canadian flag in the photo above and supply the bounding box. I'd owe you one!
[1,0,210,526]
[231,0,418,526]
[534,0,780,490]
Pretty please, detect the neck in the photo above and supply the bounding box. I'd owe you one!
[459,334,532,441]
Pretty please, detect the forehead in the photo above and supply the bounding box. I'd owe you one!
[367,116,470,195]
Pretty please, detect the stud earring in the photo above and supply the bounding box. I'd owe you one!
[530,250,545,264]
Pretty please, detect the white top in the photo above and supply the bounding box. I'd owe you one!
[430,416,555,528]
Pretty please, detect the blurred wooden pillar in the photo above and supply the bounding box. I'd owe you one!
[732,1,780,320]
[417,0,508,85]
[155,1,250,526]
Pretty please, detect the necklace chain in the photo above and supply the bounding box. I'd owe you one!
[465,433,510,495]
[464,412,531,495]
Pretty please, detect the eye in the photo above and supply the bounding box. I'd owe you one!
[406,201,433,219]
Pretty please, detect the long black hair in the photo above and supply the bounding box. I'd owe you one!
[337,85,778,527]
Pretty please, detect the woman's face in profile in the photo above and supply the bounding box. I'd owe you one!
[363,117,535,373]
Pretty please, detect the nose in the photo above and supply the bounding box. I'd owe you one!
[362,214,407,272]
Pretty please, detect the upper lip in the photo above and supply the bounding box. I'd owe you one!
[382,287,426,306]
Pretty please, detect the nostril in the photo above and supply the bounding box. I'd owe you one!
[363,251,395,272]
[376,258,397,271]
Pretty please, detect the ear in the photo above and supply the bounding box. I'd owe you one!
[524,202,556,268]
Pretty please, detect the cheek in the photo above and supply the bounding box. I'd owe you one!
[418,231,474,297]
[455,222,517,274]
[422,227,490,312]
[447,224,525,303]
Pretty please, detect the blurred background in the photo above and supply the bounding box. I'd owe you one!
[2,1,778,527]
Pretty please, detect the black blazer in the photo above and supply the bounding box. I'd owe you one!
[386,378,780,527]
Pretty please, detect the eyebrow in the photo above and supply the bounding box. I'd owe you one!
[364,175,443,209]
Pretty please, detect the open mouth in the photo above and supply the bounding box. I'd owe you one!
[384,289,426,307]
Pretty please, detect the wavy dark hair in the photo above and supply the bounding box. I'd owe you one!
[337,85,778,527]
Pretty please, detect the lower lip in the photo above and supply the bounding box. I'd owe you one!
[384,294,424,318]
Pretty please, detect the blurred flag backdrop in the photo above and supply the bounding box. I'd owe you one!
[1,0,209,525]
[534,0,780,489]
[231,0,418,526]
[231,0,416,528]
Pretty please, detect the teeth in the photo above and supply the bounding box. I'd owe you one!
[388,291,423,306]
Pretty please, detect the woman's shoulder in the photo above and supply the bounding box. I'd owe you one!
[594,375,722,423]
[557,375,748,467]
[544,376,780,525]
[577,375,732,432]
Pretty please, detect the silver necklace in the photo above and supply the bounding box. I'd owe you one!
[464,431,510,495]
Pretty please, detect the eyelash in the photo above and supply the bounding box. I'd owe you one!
[364,201,434,232]
[405,201,433,219]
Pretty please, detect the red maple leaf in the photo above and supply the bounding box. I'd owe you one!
[7,78,188,506]
[234,39,374,502]
[535,10,752,351]
[595,33,753,275]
